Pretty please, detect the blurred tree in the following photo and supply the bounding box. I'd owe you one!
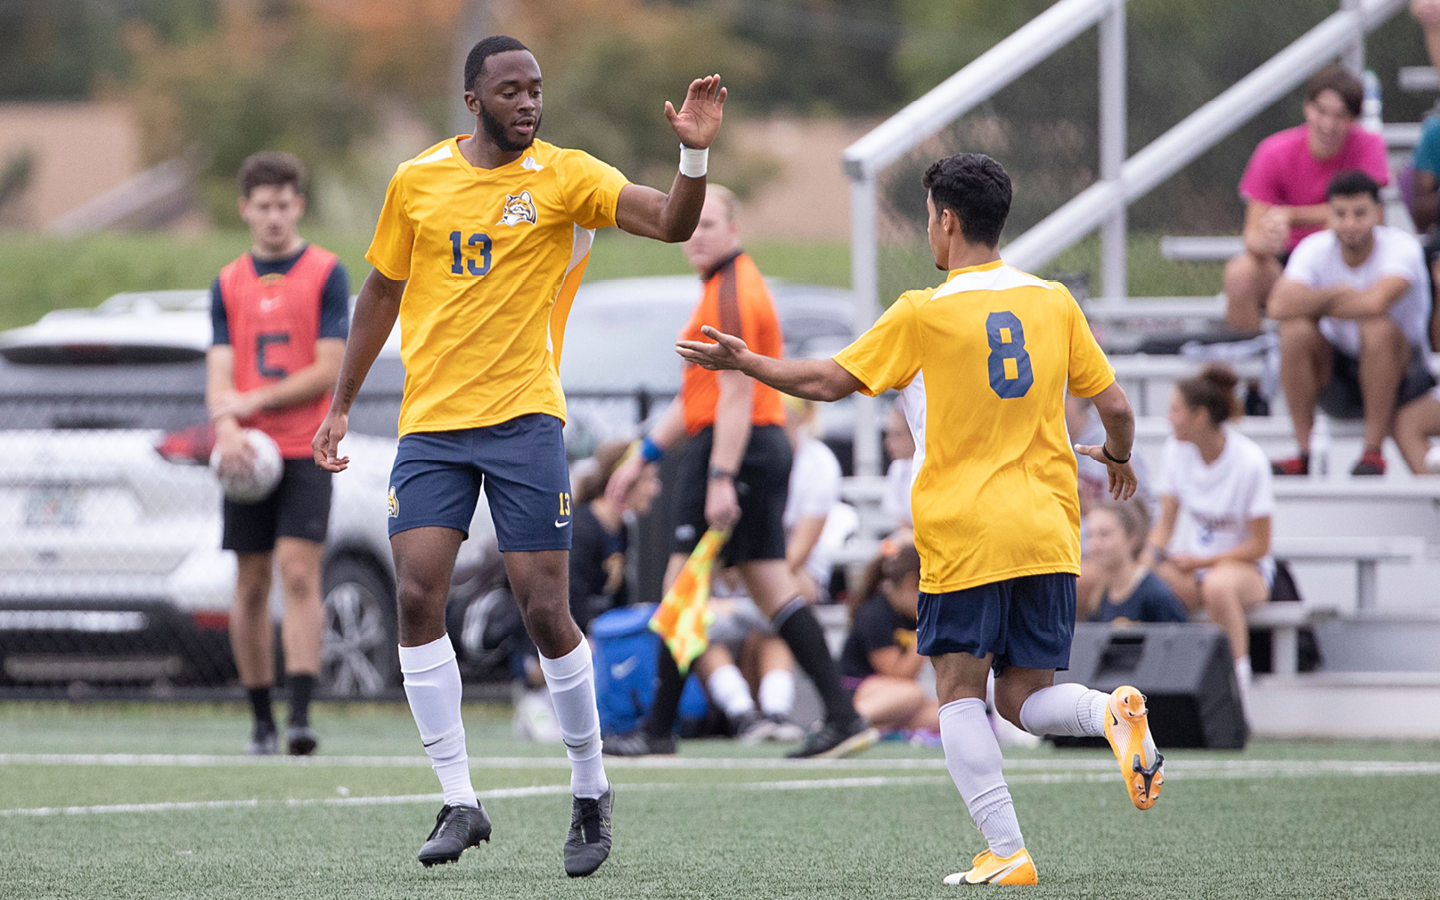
[130,0,376,220]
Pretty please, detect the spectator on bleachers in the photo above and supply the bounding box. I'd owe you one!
[881,400,915,533]
[781,397,843,602]
[1225,65,1388,333]
[1394,386,1440,473]
[1269,171,1435,477]
[838,542,938,734]
[569,441,660,631]
[1144,364,1274,706]
[1080,500,1188,624]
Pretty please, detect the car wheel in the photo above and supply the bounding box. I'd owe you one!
[320,555,398,697]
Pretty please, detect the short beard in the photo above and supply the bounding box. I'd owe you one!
[479,100,539,152]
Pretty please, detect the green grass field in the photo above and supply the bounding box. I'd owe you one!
[3,703,1439,899]
[0,229,1221,331]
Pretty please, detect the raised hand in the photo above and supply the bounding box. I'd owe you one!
[665,75,726,150]
[676,325,748,371]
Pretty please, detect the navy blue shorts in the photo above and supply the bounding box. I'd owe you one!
[387,414,573,553]
[916,573,1077,673]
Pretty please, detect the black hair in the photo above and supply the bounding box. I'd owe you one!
[921,153,1012,247]
[1176,363,1240,427]
[1326,169,1381,203]
[1305,64,1363,118]
[463,35,531,93]
[237,151,306,198]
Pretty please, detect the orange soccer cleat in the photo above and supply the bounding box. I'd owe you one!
[942,848,1038,886]
[1104,685,1165,810]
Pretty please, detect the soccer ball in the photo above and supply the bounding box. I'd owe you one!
[211,428,284,503]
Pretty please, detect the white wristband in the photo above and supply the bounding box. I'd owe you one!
[679,144,708,178]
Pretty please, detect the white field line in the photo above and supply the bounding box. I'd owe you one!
[6,752,1440,777]
[4,759,1440,819]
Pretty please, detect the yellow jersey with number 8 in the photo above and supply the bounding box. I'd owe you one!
[832,260,1115,594]
[366,137,630,437]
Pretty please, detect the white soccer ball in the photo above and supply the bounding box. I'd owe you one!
[211,428,284,503]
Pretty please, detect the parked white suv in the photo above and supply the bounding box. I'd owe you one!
[0,290,501,696]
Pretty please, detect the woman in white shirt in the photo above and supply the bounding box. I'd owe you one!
[1144,364,1275,700]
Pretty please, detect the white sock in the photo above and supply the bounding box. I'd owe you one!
[539,639,610,800]
[1018,683,1108,738]
[399,636,477,808]
[939,698,1025,858]
[758,669,796,717]
[1234,655,1253,710]
[706,664,757,719]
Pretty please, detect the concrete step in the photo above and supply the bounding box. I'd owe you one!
[1250,671,1440,738]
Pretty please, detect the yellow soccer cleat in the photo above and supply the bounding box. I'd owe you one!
[1104,685,1164,810]
[942,848,1038,886]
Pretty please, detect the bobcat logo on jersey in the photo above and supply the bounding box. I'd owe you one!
[498,190,538,227]
[387,486,399,519]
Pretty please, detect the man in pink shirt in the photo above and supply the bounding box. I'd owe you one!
[1224,65,1389,332]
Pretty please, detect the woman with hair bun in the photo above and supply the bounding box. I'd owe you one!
[1143,364,1275,708]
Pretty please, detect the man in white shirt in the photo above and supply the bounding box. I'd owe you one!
[1269,170,1435,476]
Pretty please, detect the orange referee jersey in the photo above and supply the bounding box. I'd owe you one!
[679,251,786,434]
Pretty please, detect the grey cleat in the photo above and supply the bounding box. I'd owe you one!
[245,723,278,756]
[418,804,492,867]
[563,786,613,877]
[285,724,318,756]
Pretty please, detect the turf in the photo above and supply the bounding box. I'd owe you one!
[3,704,1440,899]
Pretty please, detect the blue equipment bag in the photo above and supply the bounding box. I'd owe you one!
[590,603,708,735]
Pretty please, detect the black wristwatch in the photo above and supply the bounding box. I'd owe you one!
[1101,444,1131,465]
[708,466,737,482]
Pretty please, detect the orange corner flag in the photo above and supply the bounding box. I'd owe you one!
[650,528,729,674]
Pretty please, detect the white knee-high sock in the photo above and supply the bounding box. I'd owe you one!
[939,698,1024,858]
[399,636,477,808]
[706,664,757,719]
[1018,683,1108,738]
[539,639,610,799]
[758,669,796,717]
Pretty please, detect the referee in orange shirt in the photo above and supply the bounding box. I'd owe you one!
[607,186,876,759]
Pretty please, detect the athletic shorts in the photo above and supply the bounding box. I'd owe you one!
[916,573,1077,673]
[222,459,332,553]
[1318,344,1436,421]
[387,414,572,553]
[670,425,790,567]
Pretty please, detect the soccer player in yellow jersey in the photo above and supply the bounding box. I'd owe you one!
[679,154,1166,887]
[311,35,726,876]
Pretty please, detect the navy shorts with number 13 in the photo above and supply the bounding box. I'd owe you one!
[387,413,573,552]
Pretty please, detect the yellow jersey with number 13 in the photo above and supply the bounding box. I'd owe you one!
[832,260,1115,594]
[366,137,630,437]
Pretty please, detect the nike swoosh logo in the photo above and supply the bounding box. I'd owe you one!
[422,737,441,748]
[555,519,570,528]
[986,859,1026,884]
[610,656,639,680]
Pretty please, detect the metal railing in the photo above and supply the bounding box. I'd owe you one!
[841,0,1408,475]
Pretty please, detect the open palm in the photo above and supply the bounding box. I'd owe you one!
[665,75,727,149]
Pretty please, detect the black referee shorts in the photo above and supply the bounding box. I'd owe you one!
[670,425,790,568]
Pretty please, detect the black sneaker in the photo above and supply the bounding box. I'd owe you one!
[417,803,492,867]
[785,717,879,759]
[286,724,318,756]
[245,722,278,756]
[563,786,613,877]
[602,731,676,757]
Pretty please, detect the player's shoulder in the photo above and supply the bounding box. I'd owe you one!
[390,137,460,185]
[530,140,607,173]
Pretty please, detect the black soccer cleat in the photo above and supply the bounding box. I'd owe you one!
[602,730,676,757]
[785,716,879,759]
[417,803,492,868]
[245,722,278,756]
[285,724,318,757]
[563,786,613,877]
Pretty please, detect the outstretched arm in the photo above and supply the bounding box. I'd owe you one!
[615,75,726,243]
[677,325,863,402]
[1073,381,1138,501]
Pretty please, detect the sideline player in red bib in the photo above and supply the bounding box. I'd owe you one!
[207,152,350,757]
